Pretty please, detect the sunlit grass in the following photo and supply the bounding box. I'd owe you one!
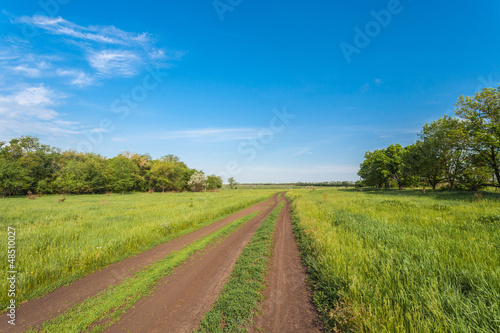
[0,190,276,309]
[288,188,500,332]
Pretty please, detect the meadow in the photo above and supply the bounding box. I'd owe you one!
[288,188,500,332]
[0,190,276,309]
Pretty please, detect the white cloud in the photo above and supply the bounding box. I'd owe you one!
[86,50,142,77]
[9,14,179,79]
[56,69,95,86]
[17,15,154,47]
[8,65,41,78]
[0,85,79,136]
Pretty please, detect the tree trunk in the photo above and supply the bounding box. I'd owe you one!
[494,166,500,188]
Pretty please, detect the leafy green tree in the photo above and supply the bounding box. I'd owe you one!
[126,152,152,191]
[457,154,492,191]
[207,175,223,190]
[0,136,61,193]
[228,177,237,189]
[149,160,173,192]
[358,149,391,188]
[455,86,500,187]
[419,116,466,190]
[0,159,30,197]
[106,155,140,194]
[404,141,444,190]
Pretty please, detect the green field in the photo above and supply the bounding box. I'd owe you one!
[0,190,276,309]
[288,188,500,332]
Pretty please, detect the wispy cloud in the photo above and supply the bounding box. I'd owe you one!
[6,14,181,81]
[56,69,95,86]
[288,147,313,158]
[86,50,142,77]
[15,15,153,46]
[0,85,79,136]
[8,64,42,78]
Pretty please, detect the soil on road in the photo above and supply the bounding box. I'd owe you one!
[251,196,321,332]
[104,194,280,333]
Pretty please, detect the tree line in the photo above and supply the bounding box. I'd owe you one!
[0,137,223,197]
[295,181,355,187]
[358,86,500,191]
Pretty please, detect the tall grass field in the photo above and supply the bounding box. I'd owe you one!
[0,190,276,309]
[288,188,500,332]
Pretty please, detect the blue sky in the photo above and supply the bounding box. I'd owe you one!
[1,0,499,182]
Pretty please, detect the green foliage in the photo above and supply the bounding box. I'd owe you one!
[359,86,500,191]
[228,177,237,189]
[0,137,206,196]
[207,174,223,190]
[455,86,500,187]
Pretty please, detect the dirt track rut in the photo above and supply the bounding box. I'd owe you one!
[251,196,321,332]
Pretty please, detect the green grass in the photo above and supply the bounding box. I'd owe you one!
[288,188,500,332]
[28,212,258,333]
[197,201,285,333]
[0,190,277,309]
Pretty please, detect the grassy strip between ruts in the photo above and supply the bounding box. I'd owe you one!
[196,200,285,333]
[27,212,259,333]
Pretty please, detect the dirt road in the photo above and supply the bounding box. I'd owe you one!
[251,196,321,332]
[1,194,279,333]
[3,193,321,332]
[104,194,279,333]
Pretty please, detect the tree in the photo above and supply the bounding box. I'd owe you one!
[0,159,30,197]
[188,172,206,192]
[106,155,140,194]
[358,149,391,188]
[149,160,173,192]
[404,141,444,190]
[207,175,223,190]
[228,177,237,189]
[419,116,467,190]
[455,86,500,187]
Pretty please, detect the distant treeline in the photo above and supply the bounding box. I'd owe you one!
[0,136,222,196]
[295,181,355,187]
[358,86,500,191]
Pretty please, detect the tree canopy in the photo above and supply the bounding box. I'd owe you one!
[0,137,206,196]
[358,86,500,190]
